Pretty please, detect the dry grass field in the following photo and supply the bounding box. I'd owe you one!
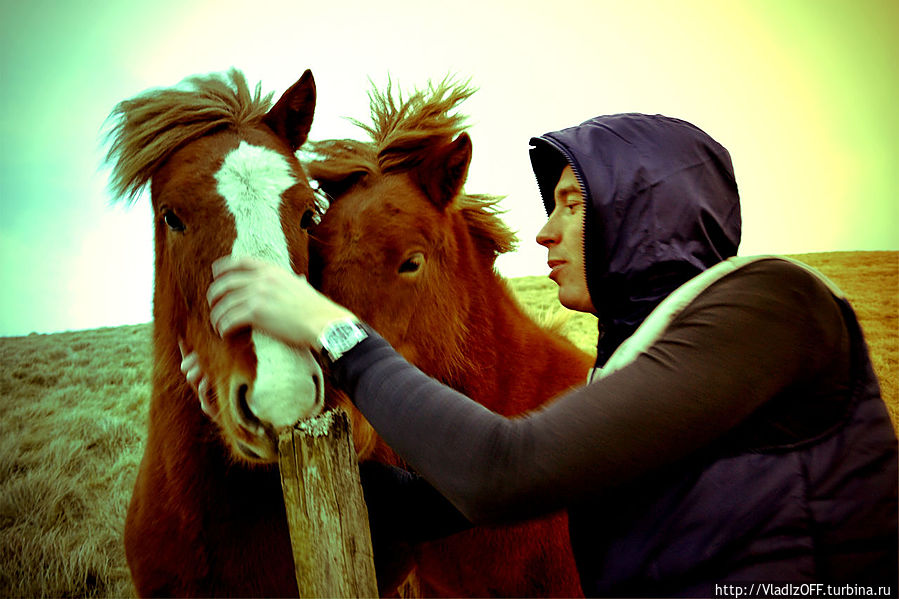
[0,251,895,598]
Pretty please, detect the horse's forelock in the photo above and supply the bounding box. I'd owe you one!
[368,78,473,171]
[306,78,475,194]
[104,69,274,204]
[307,80,516,260]
[362,77,474,145]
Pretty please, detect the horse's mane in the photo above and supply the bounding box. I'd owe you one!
[457,194,517,256]
[307,79,517,257]
[104,69,273,203]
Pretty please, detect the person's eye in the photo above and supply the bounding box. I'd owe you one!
[566,201,583,214]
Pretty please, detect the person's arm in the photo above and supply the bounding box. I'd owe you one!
[334,260,848,524]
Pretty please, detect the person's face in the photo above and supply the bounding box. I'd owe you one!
[536,166,595,314]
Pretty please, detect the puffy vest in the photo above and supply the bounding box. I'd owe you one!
[573,257,898,597]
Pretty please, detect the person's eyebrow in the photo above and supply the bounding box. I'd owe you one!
[555,184,583,202]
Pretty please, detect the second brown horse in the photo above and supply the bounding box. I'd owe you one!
[309,80,592,597]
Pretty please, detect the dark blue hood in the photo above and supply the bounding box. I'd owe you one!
[530,113,741,365]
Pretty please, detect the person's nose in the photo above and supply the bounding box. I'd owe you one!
[536,212,560,248]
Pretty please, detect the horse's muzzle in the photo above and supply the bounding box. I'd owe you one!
[227,369,324,462]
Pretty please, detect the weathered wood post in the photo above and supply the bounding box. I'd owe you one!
[278,408,378,598]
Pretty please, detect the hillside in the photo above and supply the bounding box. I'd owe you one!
[0,251,896,597]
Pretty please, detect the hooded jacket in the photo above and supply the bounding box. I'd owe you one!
[525,114,898,594]
[530,113,740,364]
[340,114,898,596]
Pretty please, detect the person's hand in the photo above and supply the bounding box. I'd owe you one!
[207,256,356,348]
[178,340,220,422]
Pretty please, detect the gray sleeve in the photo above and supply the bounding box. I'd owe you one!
[334,260,848,524]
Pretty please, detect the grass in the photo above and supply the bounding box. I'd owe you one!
[0,325,151,598]
[0,251,895,598]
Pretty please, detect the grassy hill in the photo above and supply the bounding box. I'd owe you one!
[0,251,895,597]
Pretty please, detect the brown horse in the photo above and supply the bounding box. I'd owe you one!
[105,69,321,597]
[308,81,593,597]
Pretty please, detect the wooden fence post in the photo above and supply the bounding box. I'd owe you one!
[278,408,378,598]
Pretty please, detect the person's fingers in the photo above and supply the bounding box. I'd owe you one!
[207,269,256,312]
[176,340,221,423]
[180,353,204,391]
[198,378,218,419]
[209,287,255,338]
[187,364,203,389]
[211,255,263,279]
[180,351,196,370]
[208,255,338,346]
[211,255,239,278]
[180,351,196,377]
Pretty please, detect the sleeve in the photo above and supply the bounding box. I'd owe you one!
[334,260,848,524]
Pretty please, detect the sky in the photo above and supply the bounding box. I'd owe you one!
[1,0,896,337]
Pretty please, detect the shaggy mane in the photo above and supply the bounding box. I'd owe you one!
[458,193,518,256]
[104,69,273,203]
[307,78,517,256]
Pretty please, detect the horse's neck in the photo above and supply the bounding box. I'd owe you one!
[454,269,591,414]
[134,353,294,596]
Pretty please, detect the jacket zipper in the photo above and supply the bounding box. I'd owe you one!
[533,134,591,297]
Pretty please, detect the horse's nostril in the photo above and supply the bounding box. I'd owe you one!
[311,374,325,412]
[235,384,262,432]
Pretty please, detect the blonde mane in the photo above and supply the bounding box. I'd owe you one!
[104,69,273,203]
[307,78,517,256]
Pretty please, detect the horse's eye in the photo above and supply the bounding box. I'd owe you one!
[163,210,186,232]
[300,209,316,230]
[399,252,424,275]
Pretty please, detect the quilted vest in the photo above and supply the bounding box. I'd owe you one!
[573,256,898,597]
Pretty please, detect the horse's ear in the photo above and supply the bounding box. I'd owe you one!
[264,69,316,152]
[414,132,472,210]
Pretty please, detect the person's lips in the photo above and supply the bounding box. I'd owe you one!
[548,259,566,282]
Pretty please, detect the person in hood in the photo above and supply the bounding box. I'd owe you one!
[530,114,741,367]
[199,113,898,596]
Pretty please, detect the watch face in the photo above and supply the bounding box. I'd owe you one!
[330,322,357,352]
[322,320,367,361]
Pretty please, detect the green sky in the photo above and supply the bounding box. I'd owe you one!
[0,0,896,336]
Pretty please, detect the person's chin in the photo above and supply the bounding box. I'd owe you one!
[557,287,595,314]
[557,287,577,310]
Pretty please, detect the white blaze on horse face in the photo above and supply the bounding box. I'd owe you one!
[214,141,322,430]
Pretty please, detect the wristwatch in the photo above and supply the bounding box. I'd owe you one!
[318,318,369,366]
